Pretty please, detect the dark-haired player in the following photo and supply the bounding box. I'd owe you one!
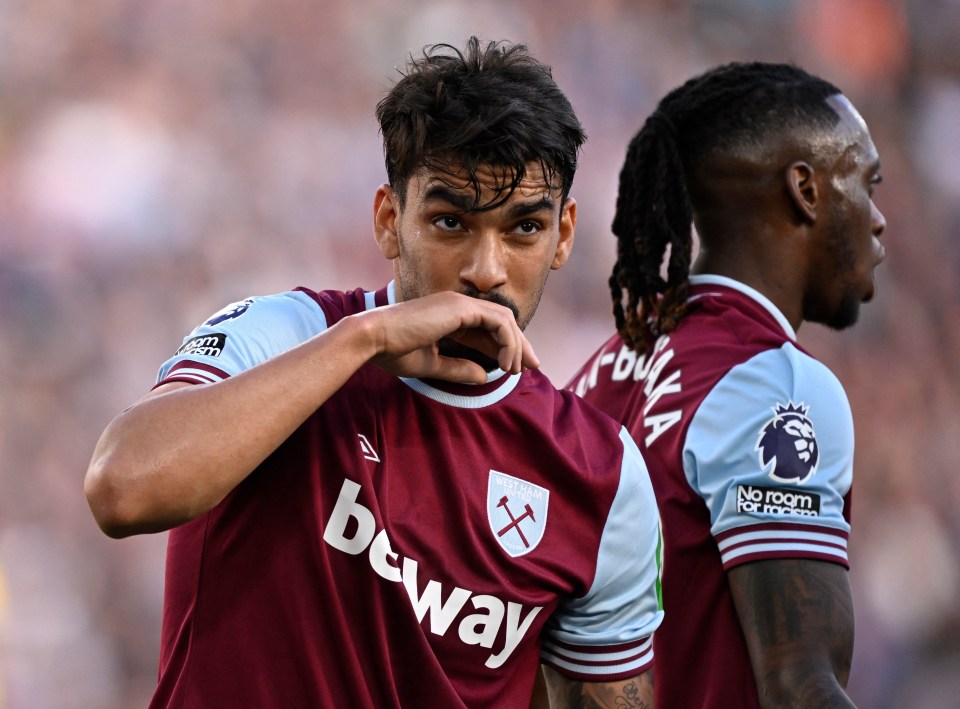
[85,38,663,708]
[569,62,885,708]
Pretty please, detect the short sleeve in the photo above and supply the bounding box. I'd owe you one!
[155,291,327,386]
[684,342,853,570]
[540,427,664,681]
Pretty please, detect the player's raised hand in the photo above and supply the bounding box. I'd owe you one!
[362,291,540,383]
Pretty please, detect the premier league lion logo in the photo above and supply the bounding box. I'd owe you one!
[205,298,254,326]
[755,401,819,484]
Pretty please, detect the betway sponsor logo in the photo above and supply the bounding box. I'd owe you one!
[736,484,821,517]
[323,478,542,668]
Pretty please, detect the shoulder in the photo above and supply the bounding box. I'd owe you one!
[514,370,640,481]
[690,341,853,473]
[194,290,330,345]
[291,285,379,324]
[156,289,335,385]
[189,285,386,345]
[703,343,850,427]
[529,369,626,441]
[564,331,626,396]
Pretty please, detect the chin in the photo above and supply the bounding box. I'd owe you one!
[824,300,862,331]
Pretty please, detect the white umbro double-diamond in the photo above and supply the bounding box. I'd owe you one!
[357,434,380,462]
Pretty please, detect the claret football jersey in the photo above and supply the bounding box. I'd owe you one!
[149,282,663,708]
[569,274,854,709]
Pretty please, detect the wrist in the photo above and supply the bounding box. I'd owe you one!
[332,309,384,364]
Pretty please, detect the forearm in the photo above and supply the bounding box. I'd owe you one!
[541,666,654,709]
[755,671,855,709]
[85,315,378,537]
[86,291,535,537]
[751,635,856,709]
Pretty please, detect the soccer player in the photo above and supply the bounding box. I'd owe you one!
[84,38,663,709]
[569,62,885,708]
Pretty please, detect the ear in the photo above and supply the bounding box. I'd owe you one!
[786,161,818,224]
[373,184,400,260]
[551,197,577,270]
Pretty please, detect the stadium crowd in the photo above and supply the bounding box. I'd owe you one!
[0,0,957,706]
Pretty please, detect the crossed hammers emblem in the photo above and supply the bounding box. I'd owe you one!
[496,496,536,548]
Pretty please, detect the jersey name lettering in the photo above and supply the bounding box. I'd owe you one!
[574,335,682,446]
[323,478,543,668]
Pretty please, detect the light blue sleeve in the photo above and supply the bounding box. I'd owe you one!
[155,290,328,385]
[684,342,854,568]
[540,427,664,679]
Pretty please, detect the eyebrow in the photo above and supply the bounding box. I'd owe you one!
[505,197,556,220]
[422,185,557,218]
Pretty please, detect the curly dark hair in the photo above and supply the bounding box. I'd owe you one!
[610,62,842,353]
[376,36,586,209]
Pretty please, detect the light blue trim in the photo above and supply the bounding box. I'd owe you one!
[544,427,664,647]
[399,372,520,408]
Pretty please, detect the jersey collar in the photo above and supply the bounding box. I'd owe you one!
[688,274,797,340]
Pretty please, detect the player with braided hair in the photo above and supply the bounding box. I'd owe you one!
[570,61,885,707]
[610,62,854,354]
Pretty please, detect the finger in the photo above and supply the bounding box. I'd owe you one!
[517,331,540,371]
[470,304,524,373]
[448,328,504,362]
[492,316,533,374]
[474,320,522,374]
[482,314,537,374]
[446,324,524,375]
[500,326,522,373]
[446,299,520,371]
[431,356,490,385]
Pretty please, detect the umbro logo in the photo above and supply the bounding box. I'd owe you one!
[358,434,380,462]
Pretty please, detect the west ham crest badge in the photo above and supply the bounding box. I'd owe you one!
[487,471,549,557]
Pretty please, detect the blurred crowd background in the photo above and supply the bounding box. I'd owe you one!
[1,0,958,707]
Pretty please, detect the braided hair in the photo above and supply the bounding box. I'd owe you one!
[610,62,842,353]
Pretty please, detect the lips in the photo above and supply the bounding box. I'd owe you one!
[863,248,885,302]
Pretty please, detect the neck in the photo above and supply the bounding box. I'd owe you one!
[692,246,804,332]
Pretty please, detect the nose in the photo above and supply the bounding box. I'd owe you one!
[461,232,508,293]
[872,200,886,238]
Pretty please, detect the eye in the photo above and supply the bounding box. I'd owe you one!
[869,173,883,196]
[514,220,541,236]
[434,215,463,232]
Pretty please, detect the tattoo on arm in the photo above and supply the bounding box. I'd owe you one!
[611,681,652,709]
[729,559,856,707]
[541,666,653,709]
